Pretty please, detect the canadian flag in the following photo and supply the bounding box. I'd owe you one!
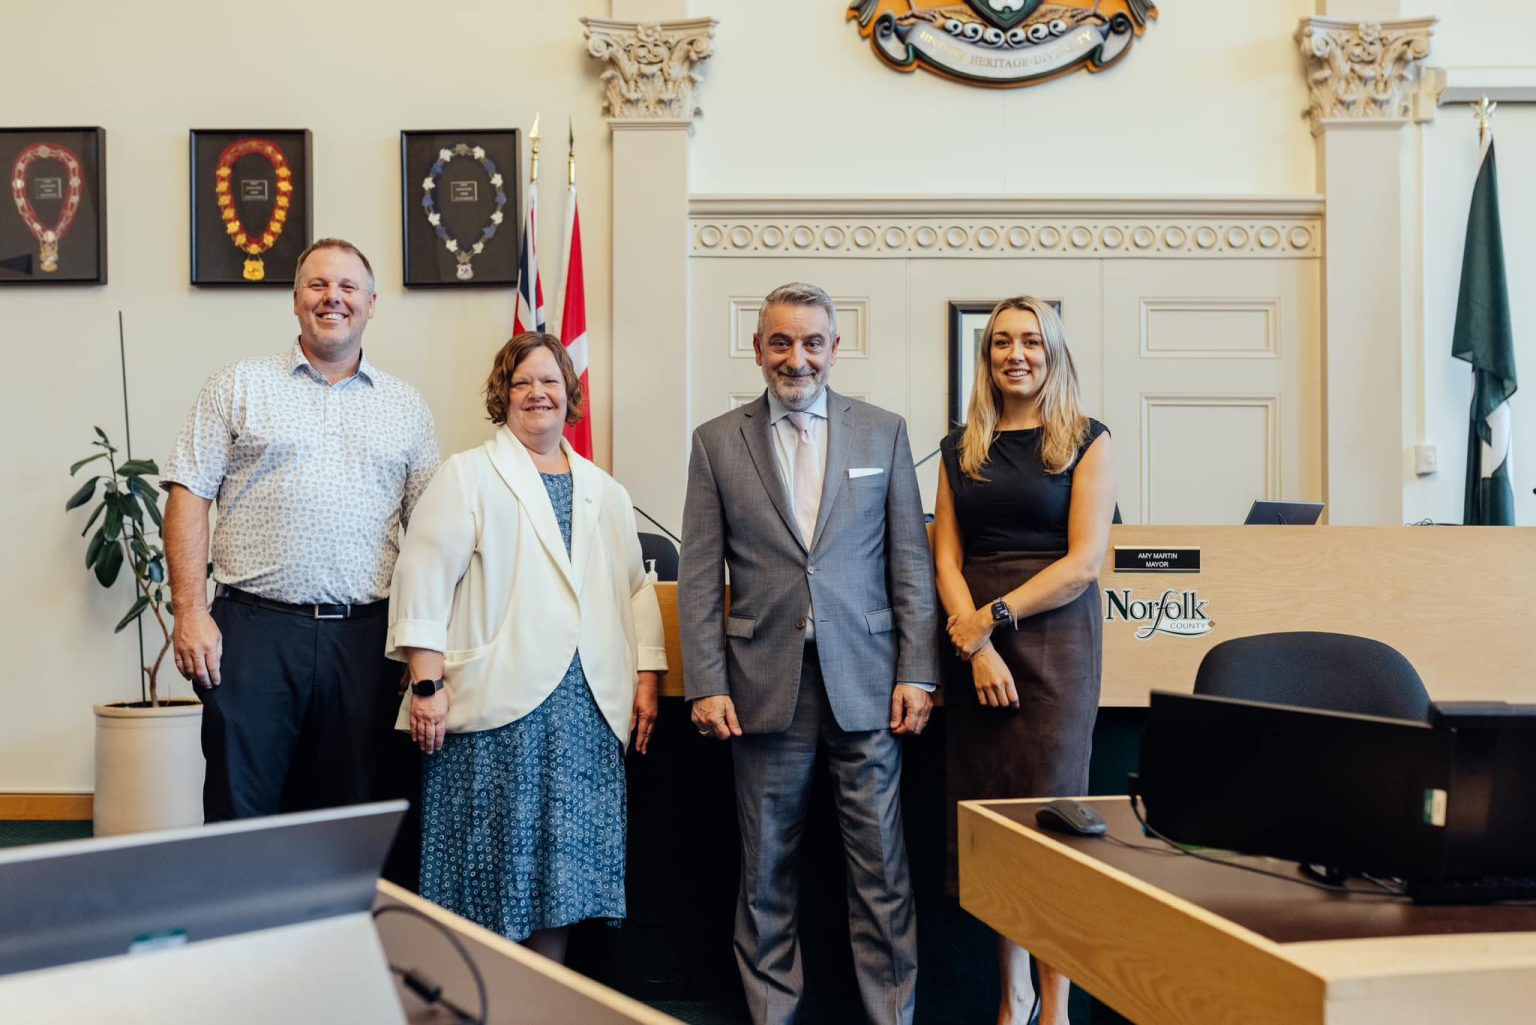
[559,184,592,458]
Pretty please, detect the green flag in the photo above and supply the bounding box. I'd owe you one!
[1451,137,1517,525]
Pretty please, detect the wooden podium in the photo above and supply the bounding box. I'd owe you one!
[655,525,1536,705]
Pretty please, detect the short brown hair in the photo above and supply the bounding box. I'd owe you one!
[293,238,375,290]
[484,332,585,426]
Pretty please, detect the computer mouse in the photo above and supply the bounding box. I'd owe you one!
[1034,799,1108,836]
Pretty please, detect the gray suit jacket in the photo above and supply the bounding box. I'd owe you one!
[679,389,939,733]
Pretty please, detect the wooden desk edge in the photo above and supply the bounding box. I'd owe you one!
[375,881,680,1025]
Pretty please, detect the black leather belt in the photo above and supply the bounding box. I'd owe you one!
[216,585,388,620]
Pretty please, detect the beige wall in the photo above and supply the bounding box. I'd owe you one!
[1,0,1532,790]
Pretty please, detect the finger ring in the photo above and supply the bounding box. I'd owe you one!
[697,728,711,737]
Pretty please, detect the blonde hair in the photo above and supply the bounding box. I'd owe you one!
[957,297,1089,480]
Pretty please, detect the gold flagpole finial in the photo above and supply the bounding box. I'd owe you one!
[529,113,541,185]
[567,118,576,189]
[1472,96,1497,145]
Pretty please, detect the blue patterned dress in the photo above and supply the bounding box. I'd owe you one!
[418,471,627,941]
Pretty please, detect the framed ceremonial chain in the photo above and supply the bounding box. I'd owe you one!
[400,129,519,288]
[948,298,1062,426]
[189,130,312,286]
[0,127,106,285]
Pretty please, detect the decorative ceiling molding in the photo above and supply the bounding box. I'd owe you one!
[581,16,718,124]
[1296,16,1436,136]
[690,195,1323,259]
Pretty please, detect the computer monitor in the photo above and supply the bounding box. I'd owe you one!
[1137,692,1536,894]
[0,802,408,1024]
[1243,500,1324,525]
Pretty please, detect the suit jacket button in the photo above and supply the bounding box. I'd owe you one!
[795,617,806,630]
[807,566,816,575]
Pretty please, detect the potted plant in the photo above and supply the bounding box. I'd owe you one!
[66,362,204,835]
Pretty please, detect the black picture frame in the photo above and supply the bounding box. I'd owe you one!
[190,129,312,287]
[947,299,1063,426]
[0,127,107,285]
[400,129,520,288]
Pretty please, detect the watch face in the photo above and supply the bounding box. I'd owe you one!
[413,679,441,697]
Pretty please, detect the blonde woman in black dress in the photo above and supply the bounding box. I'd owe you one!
[933,297,1115,1025]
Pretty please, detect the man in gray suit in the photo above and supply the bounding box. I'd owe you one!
[680,282,939,1025]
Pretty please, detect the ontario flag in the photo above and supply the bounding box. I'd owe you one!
[513,182,545,334]
[1452,132,1518,525]
[559,183,592,458]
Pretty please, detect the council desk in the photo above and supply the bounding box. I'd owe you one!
[960,797,1536,1025]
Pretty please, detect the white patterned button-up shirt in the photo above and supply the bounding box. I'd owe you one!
[164,342,440,604]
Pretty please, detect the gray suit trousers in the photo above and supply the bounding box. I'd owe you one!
[731,644,917,1025]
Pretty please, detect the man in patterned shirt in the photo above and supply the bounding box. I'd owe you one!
[163,238,440,846]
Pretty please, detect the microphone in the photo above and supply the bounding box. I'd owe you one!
[633,505,682,545]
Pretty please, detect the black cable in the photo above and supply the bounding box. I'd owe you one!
[1127,794,1411,901]
[373,904,490,1024]
[631,505,682,545]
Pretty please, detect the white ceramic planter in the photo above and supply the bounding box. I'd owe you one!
[92,700,205,836]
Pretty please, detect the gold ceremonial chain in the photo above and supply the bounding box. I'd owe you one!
[10,142,84,273]
[215,138,292,281]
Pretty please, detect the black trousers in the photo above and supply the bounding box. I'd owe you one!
[198,597,421,885]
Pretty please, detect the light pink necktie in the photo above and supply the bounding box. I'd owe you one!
[788,412,819,547]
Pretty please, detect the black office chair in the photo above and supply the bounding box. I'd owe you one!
[638,532,679,582]
[1192,631,1431,723]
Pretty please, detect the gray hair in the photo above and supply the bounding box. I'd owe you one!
[757,282,838,340]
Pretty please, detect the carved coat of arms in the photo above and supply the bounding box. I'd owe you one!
[847,1,1159,87]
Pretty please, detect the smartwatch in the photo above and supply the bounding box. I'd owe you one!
[989,597,1015,629]
[411,678,444,698]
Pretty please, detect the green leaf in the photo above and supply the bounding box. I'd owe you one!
[79,502,106,537]
[70,453,108,475]
[85,526,107,569]
[127,476,164,528]
[148,558,165,584]
[114,594,150,633]
[114,490,143,523]
[65,477,99,511]
[117,459,158,477]
[95,541,124,587]
[104,503,122,542]
[93,426,109,444]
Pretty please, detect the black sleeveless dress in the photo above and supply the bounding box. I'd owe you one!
[940,421,1109,890]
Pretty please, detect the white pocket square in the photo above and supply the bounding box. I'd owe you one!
[848,467,883,479]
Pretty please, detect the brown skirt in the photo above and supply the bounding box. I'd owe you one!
[945,550,1102,893]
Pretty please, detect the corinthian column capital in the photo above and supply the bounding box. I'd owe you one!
[1296,16,1436,135]
[581,16,718,125]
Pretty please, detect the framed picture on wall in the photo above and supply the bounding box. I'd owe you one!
[0,127,107,285]
[947,299,1063,426]
[189,129,312,286]
[400,129,520,288]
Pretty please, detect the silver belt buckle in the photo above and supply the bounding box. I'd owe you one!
[313,604,347,620]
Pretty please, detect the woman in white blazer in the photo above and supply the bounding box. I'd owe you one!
[387,332,666,963]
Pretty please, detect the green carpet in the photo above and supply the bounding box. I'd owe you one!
[0,820,92,848]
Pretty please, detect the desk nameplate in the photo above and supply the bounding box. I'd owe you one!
[1113,546,1201,573]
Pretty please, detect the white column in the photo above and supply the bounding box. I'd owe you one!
[583,11,716,536]
[1298,11,1434,523]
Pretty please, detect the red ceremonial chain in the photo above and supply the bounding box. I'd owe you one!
[214,138,292,257]
[10,142,83,245]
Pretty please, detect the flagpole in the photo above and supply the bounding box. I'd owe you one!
[1472,95,1495,155]
[529,113,541,185]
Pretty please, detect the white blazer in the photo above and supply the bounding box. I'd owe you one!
[386,427,667,744]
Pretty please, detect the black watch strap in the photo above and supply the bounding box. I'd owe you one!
[411,678,444,697]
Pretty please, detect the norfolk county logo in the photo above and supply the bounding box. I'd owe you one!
[1104,588,1213,640]
[846,1,1159,88]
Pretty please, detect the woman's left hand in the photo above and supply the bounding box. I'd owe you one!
[631,671,660,754]
[947,607,995,660]
[410,687,451,755]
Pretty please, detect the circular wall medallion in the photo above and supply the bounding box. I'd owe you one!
[1100,226,1124,249]
[1163,227,1187,248]
[791,226,815,248]
[1006,226,1031,249]
[914,226,938,248]
[1038,226,1062,248]
[1256,226,1281,249]
[976,226,1000,248]
[853,226,877,248]
[1132,226,1156,249]
[1193,226,1219,250]
[759,225,784,248]
[822,226,846,248]
[883,226,909,249]
[1226,226,1250,249]
[1289,226,1313,250]
[728,226,753,248]
[945,226,970,248]
[697,224,723,248]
